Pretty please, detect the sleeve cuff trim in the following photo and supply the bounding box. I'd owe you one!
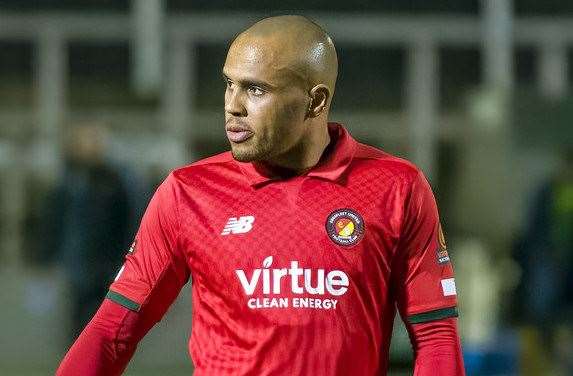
[408,306,458,324]
[106,290,141,312]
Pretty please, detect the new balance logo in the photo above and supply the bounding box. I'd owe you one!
[221,216,255,235]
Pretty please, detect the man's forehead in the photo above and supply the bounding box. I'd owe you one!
[229,40,271,65]
[224,37,306,86]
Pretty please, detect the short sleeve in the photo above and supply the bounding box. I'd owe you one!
[393,170,458,324]
[107,173,190,312]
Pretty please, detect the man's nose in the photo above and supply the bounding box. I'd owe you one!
[225,89,247,116]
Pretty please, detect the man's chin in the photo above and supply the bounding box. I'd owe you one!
[230,148,260,162]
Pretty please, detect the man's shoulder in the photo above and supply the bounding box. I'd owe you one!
[171,151,234,176]
[188,151,235,168]
[159,151,239,190]
[353,142,421,182]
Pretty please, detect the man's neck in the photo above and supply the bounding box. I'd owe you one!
[255,122,331,178]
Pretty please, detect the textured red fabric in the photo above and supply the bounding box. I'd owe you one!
[56,305,465,376]
[408,318,465,375]
[56,259,186,376]
[58,123,460,375]
[56,299,134,376]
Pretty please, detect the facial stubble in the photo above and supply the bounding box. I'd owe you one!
[229,135,274,162]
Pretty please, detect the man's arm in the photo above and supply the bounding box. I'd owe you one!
[407,318,464,376]
[392,169,464,374]
[57,260,184,375]
[57,300,139,375]
[56,173,190,375]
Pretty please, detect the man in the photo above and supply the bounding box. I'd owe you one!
[514,149,573,373]
[57,15,464,375]
[41,123,131,343]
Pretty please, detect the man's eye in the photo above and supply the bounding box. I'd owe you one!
[226,80,234,88]
[248,86,264,96]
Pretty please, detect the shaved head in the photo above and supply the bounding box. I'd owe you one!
[232,15,338,94]
[223,15,338,171]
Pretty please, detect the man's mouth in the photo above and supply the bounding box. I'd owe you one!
[226,123,254,143]
[226,129,254,143]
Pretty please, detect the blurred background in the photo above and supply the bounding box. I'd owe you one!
[1,0,572,375]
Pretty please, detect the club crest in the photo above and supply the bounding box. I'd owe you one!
[325,208,365,247]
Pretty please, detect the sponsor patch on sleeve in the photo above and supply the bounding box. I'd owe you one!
[436,223,450,264]
[441,278,457,296]
[127,239,137,254]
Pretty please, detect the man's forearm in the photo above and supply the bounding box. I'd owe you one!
[56,299,143,376]
[409,317,465,376]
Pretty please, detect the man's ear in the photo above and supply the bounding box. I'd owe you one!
[307,84,330,118]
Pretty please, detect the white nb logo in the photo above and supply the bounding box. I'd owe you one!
[221,216,255,235]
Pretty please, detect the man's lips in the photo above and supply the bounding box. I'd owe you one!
[226,124,253,143]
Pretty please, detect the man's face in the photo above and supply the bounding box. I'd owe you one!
[223,38,310,163]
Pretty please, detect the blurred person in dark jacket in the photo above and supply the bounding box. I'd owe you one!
[40,123,131,342]
[515,148,573,372]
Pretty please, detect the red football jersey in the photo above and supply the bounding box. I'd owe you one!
[109,122,458,375]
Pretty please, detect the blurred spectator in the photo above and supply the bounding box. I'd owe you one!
[514,148,573,373]
[38,123,132,343]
